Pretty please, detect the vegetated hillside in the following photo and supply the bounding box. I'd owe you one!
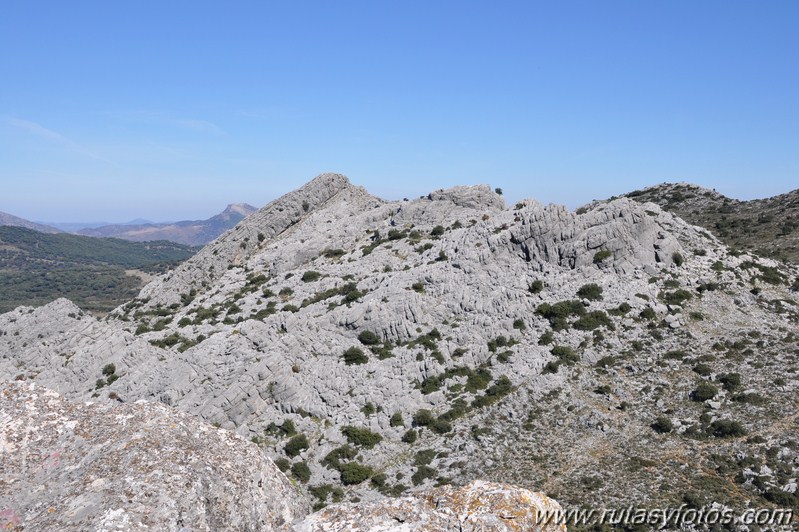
[0,226,197,313]
[1,174,798,526]
[77,203,257,245]
[0,210,61,234]
[620,182,799,264]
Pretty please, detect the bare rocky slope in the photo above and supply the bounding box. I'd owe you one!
[78,203,257,246]
[619,182,799,264]
[0,210,60,234]
[1,381,563,531]
[2,173,798,529]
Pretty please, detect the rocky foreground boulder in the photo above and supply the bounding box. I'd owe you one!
[0,380,306,531]
[0,381,564,531]
[292,480,565,531]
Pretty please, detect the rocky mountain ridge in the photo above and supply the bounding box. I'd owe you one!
[2,173,798,527]
[619,182,799,264]
[78,203,258,246]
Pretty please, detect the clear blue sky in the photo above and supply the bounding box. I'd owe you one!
[1,1,797,222]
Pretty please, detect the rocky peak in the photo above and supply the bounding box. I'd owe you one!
[427,184,505,211]
[218,203,258,219]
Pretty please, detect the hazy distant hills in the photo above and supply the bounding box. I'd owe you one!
[77,203,258,245]
[0,226,196,313]
[0,210,61,234]
[620,183,799,264]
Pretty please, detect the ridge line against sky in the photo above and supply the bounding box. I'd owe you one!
[1,1,797,222]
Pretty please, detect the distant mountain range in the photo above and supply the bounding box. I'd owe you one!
[0,211,61,234]
[1,204,258,246]
[76,203,257,245]
[44,219,156,232]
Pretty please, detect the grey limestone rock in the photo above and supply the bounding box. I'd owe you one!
[0,380,307,531]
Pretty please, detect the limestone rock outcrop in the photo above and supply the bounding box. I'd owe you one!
[0,381,307,531]
[292,480,566,531]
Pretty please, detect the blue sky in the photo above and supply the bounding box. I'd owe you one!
[1,1,797,222]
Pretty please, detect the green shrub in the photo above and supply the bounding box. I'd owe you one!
[389,412,404,427]
[284,434,309,457]
[401,429,418,444]
[710,419,746,438]
[342,347,368,365]
[358,330,380,345]
[536,300,585,330]
[663,350,686,360]
[274,458,291,472]
[512,318,526,330]
[693,363,712,376]
[301,270,321,282]
[321,445,358,470]
[691,382,718,402]
[608,302,631,316]
[464,368,492,393]
[411,465,437,486]
[414,449,437,466]
[411,281,426,293]
[651,416,674,434]
[102,363,116,377]
[538,330,554,345]
[323,248,346,259]
[341,426,383,449]
[430,418,452,434]
[595,356,616,368]
[661,289,692,306]
[370,473,388,489]
[731,393,767,406]
[542,361,560,374]
[265,419,297,438]
[339,462,373,485]
[672,252,684,266]
[551,345,579,365]
[577,283,603,301]
[718,373,741,391]
[639,307,657,320]
[412,409,435,427]
[528,280,544,294]
[430,225,445,236]
[472,375,514,408]
[593,250,612,263]
[573,310,613,331]
[291,461,311,483]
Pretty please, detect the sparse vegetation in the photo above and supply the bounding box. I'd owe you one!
[342,347,368,365]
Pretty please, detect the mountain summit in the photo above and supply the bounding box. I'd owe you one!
[1,173,798,524]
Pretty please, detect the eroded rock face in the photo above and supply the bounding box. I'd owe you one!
[0,381,566,532]
[292,480,566,531]
[0,381,307,531]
